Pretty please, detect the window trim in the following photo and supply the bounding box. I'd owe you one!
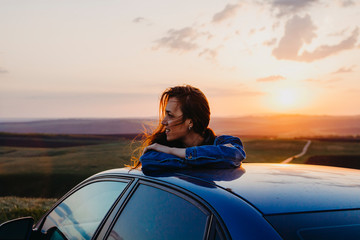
[139,180,211,216]
[102,178,228,240]
[95,178,139,240]
[207,215,226,240]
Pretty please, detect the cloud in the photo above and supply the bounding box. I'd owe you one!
[249,27,266,36]
[0,67,8,74]
[154,27,199,52]
[328,28,349,37]
[256,75,285,82]
[305,77,344,89]
[298,28,359,62]
[263,38,277,46]
[272,15,359,62]
[272,15,317,60]
[133,17,145,23]
[198,48,218,60]
[271,0,319,17]
[132,17,152,26]
[332,65,357,74]
[336,0,357,7]
[212,3,241,23]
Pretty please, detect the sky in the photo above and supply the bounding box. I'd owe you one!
[0,0,359,119]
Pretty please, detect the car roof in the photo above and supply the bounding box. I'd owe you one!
[96,163,360,215]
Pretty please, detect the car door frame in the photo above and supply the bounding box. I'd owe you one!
[33,173,231,240]
[96,176,231,240]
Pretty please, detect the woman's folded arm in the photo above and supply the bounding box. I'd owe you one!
[140,135,246,172]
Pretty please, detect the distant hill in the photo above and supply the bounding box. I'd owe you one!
[211,115,360,137]
[1,115,360,137]
[0,118,155,135]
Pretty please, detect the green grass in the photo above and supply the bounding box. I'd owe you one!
[0,141,138,175]
[242,138,308,163]
[0,197,57,224]
[0,137,311,178]
[292,140,360,164]
[0,139,140,197]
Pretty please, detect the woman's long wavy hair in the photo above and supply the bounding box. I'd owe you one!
[130,85,212,168]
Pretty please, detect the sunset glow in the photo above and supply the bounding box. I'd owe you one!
[0,1,359,118]
[277,88,298,108]
[262,86,305,113]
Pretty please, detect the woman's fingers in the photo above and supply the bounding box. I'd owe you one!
[143,143,157,154]
[142,145,151,154]
[223,143,235,148]
[143,143,171,154]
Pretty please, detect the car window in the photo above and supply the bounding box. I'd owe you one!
[41,181,128,240]
[107,183,209,240]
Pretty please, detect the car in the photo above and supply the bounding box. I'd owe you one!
[1,163,360,240]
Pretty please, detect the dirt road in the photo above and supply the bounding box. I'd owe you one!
[281,140,312,164]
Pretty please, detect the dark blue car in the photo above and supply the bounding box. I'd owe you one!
[1,163,360,239]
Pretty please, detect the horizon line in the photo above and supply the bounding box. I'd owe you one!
[1,113,360,122]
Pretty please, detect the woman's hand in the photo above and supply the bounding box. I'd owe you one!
[143,143,172,155]
[143,143,186,158]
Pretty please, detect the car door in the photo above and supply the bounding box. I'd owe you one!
[37,178,130,240]
[99,179,226,240]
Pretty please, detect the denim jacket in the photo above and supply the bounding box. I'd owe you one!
[140,135,246,173]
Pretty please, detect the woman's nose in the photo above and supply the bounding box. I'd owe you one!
[162,118,168,126]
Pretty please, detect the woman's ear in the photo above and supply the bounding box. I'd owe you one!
[186,119,193,127]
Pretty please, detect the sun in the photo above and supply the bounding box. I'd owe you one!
[277,88,297,108]
[264,87,304,113]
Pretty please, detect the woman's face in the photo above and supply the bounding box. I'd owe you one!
[161,97,191,142]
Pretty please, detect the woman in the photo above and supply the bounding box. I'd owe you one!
[136,85,246,173]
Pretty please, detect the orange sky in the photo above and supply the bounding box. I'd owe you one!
[0,1,359,119]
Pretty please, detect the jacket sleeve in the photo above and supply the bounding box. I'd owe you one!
[140,150,187,173]
[140,135,246,172]
[185,135,246,168]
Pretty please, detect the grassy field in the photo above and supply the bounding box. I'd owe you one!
[291,139,360,164]
[0,141,134,175]
[0,133,137,175]
[0,197,57,223]
[1,133,359,223]
[0,134,139,198]
[1,134,359,197]
[0,133,140,223]
[242,137,308,163]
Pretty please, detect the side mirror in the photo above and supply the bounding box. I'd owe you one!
[0,217,34,240]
